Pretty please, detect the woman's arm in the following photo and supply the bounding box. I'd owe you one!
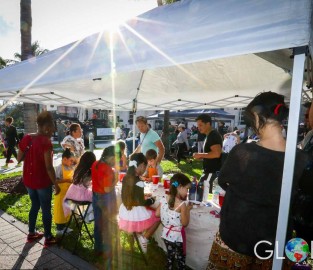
[44,150,60,195]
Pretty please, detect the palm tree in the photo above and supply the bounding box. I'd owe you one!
[20,0,38,133]
[0,57,17,69]
[157,0,176,157]
[14,40,49,61]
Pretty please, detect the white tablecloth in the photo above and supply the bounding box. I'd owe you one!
[115,182,220,270]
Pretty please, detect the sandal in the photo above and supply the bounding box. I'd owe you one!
[27,232,44,242]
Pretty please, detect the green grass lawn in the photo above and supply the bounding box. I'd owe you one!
[0,159,202,269]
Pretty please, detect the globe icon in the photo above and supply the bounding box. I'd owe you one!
[285,238,309,263]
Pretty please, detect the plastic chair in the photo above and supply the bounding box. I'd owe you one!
[59,200,94,254]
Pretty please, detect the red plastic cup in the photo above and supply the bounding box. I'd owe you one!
[218,194,225,207]
[152,175,160,184]
[118,172,126,182]
[163,179,170,189]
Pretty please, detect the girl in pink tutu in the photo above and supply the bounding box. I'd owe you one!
[118,153,160,253]
[63,151,96,218]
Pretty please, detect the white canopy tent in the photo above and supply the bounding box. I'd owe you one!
[0,0,312,268]
[0,0,312,110]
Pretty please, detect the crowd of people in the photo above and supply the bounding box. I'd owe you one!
[0,90,312,269]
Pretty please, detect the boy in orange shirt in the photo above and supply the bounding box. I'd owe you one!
[142,149,163,182]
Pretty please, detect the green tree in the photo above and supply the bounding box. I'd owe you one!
[157,0,178,157]
[14,40,49,61]
[0,57,17,69]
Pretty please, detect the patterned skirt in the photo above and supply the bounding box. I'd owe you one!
[207,232,294,270]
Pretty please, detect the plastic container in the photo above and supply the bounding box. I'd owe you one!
[188,177,197,201]
[196,180,204,202]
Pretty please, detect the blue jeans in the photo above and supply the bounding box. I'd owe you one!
[26,186,53,238]
[93,190,117,264]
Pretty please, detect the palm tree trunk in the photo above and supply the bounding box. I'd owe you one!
[21,0,38,133]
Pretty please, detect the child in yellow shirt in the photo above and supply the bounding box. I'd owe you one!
[53,148,75,236]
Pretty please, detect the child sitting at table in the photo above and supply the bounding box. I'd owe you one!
[142,149,163,182]
[53,148,75,236]
[118,153,160,253]
[63,151,96,221]
[155,173,192,269]
[116,140,127,172]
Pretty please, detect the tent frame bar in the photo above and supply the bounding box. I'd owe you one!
[272,46,306,270]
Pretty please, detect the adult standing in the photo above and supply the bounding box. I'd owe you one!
[132,116,165,164]
[173,123,190,164]
[207,92,308,269]
[2,117,19,169]
[56,119,66,145]
[61,123,85,164]
[18,111,60,246]
[115,123,122,141]
[193,114,222,193]
[217,121,227,137]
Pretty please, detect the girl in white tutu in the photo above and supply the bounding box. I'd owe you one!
[118,153,160,253]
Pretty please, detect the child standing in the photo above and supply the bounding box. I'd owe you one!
[92,146,120,268]
[63,151,96,219]
[116,140,127,172]
[53,148,75,236]
[142,149,163,182]
[118,153,160,253]
[155,173,192,269]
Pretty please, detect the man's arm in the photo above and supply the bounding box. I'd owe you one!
[155,140,165,163]
[193,144,222,160]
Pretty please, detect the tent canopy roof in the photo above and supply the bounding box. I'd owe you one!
[0,0,312,110]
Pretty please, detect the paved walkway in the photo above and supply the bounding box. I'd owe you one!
[0,209,97,270]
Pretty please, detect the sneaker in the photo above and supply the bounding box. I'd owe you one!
[44,236,58,246]
[56,227,73,236]
[85,212,94,223]
[137,234,148,253]
[15,163,22,167]
[27,232,44,242]
[1,165,9,170]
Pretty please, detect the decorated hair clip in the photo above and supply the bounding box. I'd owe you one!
[129,160,137,168]
[274,103,284,115]
[172,181,179,187]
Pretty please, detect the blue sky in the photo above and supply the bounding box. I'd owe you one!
[0,0,157,60]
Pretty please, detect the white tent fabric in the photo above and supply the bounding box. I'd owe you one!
[0,0,312,110]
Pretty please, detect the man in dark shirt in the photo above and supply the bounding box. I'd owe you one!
[193,114,222,193]
[3,117,19,169]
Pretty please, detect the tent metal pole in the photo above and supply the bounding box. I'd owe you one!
[272,47,306,270]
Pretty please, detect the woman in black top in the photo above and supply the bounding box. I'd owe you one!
[207,92,309,269]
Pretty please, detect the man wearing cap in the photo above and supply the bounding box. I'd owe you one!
[193,114,222,193]
[131,116,165,164]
